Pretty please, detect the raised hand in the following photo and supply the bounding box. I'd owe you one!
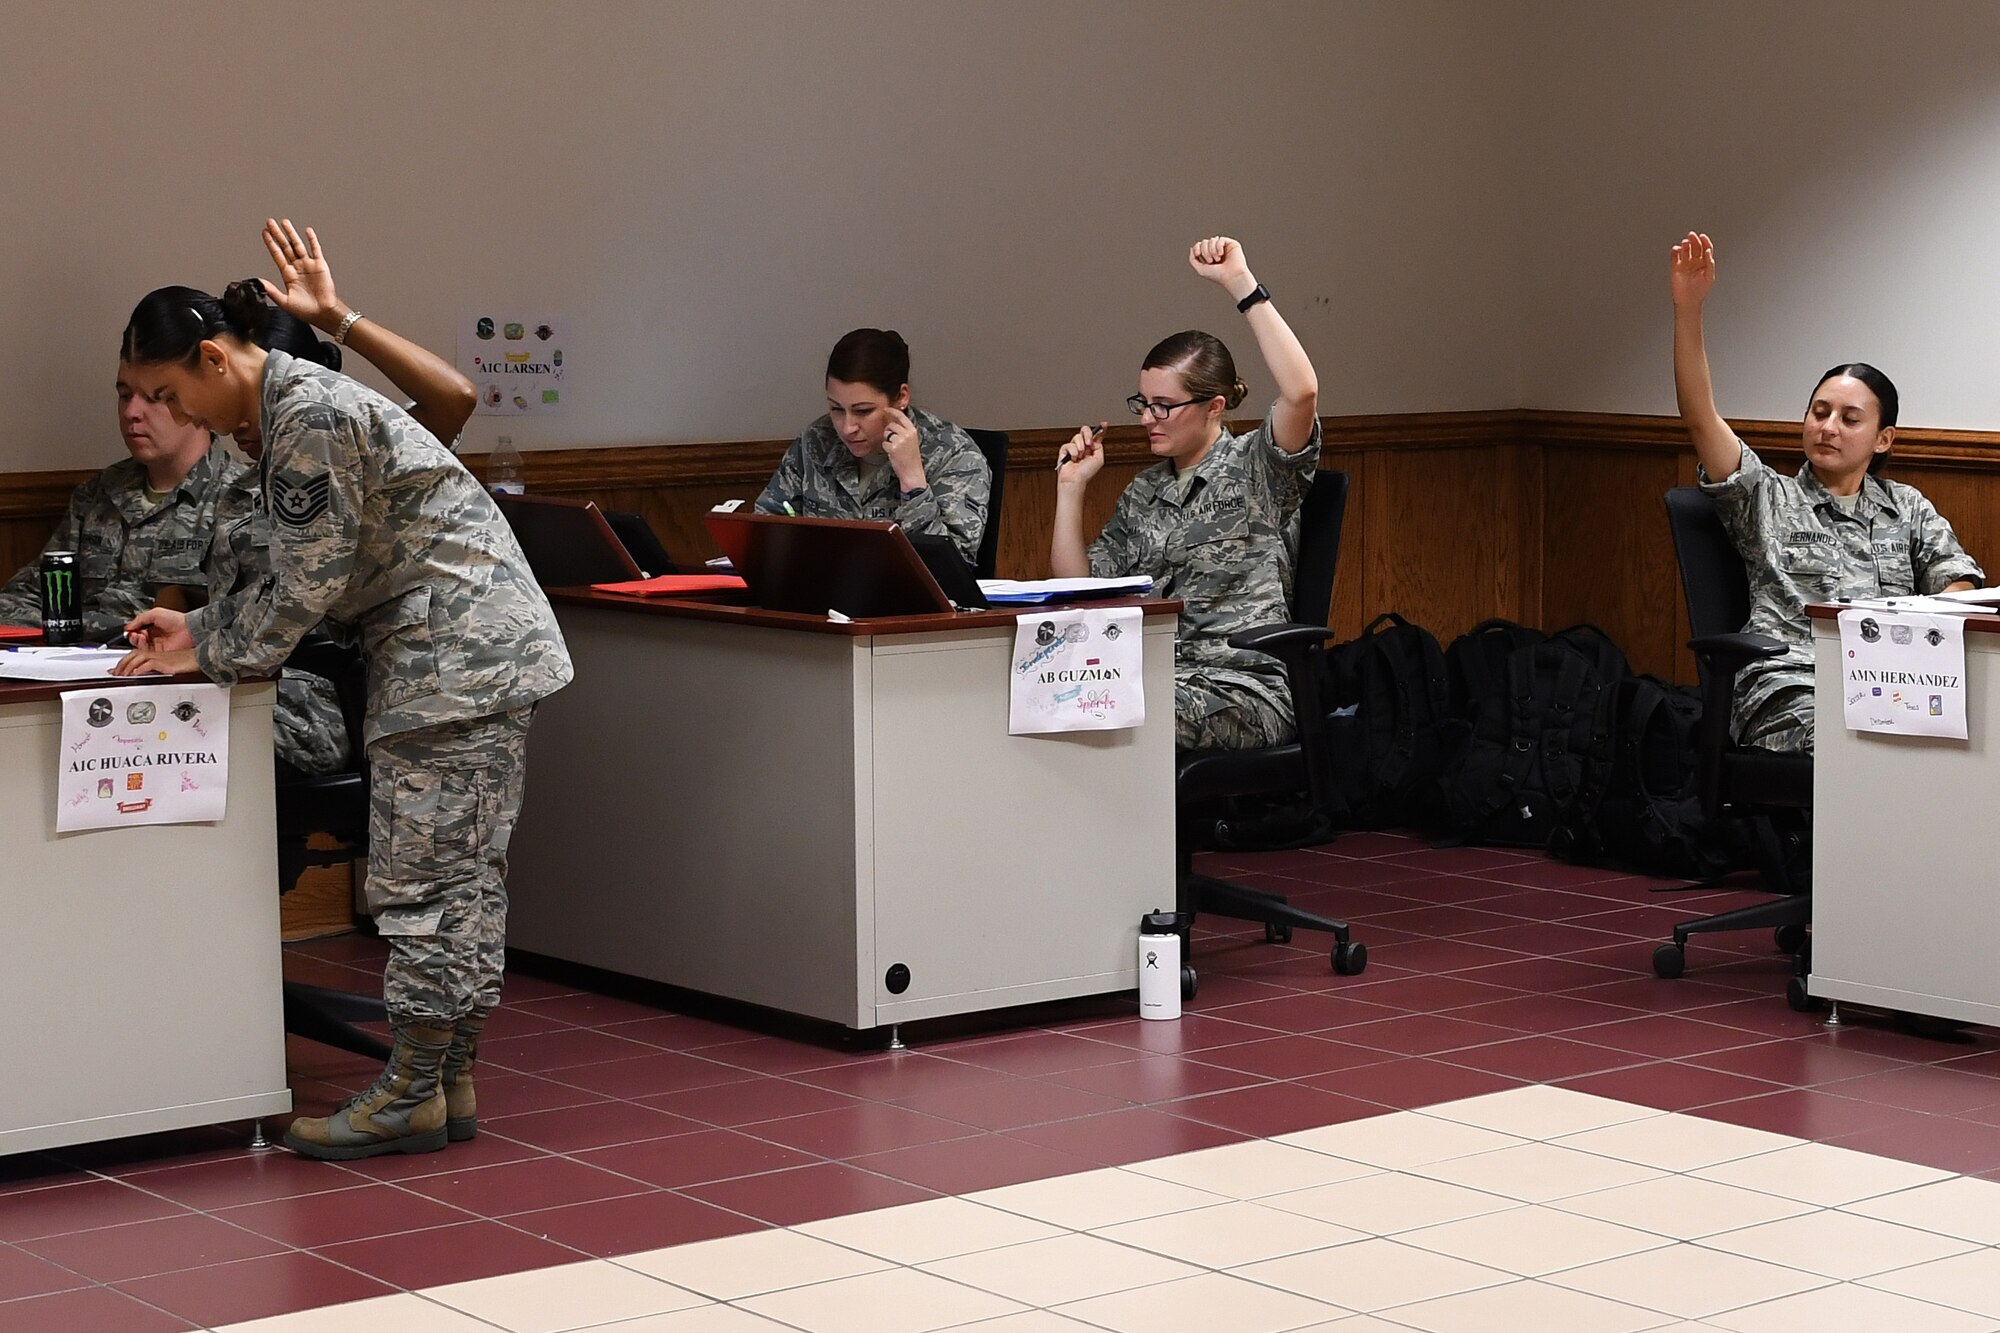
[1189,235,1255,299]
[1056,423,1108,487]
[260,218,343,329]
[1670,232,1717,309]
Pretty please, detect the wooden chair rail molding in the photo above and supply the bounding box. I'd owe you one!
[7,409,1999,683]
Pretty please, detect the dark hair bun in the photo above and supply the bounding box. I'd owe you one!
[219,279,277,342]
[1227,379,1248,410]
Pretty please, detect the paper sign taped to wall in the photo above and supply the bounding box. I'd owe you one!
[459,313,569,415]
[57,683,231,831]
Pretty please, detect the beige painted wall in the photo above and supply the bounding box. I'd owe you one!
[0,0,1519,471]
[1517,0,2000,429]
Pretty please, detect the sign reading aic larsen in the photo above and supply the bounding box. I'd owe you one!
[458,313,570,416]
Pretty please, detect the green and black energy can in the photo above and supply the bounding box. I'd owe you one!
[39,551,81,645]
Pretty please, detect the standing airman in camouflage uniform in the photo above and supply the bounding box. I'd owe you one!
[1052,237,1322,751]
[755,329,991,568]
[121,285,572,1161]
[1672,231,1981,754]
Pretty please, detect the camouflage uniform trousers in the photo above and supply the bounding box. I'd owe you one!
[1738,677,1814,754]
[366,706,535,1026]
[1175,666,1293,751]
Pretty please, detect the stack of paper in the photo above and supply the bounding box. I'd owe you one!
[975,576,1154,605]
[0,646,131,681]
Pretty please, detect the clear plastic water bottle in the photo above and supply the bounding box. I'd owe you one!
[489,435,525,496]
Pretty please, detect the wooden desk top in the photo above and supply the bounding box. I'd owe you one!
[545,587,1181,637]
[1806,601,2000,630]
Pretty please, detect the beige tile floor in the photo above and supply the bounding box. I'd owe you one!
[213,1087,2000,1333]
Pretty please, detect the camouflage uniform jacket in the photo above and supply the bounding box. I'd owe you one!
[186,350,573,745]
[1088,406,1322,713]
[754,407,991,567]
[1702,439,1983,740]
[0,444,246,640]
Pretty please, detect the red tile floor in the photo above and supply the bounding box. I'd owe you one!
[8,831,2000,1329]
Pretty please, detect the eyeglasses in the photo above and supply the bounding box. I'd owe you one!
[1125,394,1213,422]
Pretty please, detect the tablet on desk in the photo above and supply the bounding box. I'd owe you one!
[496,494,645,587]
[703,512,955,618]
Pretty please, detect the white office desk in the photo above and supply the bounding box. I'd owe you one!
[1812,608,2000,1025]
[0,677,291,1155]
[508,592,1179,1033]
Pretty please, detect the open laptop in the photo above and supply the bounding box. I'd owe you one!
[704,512,955,618]
[496,494,644,586]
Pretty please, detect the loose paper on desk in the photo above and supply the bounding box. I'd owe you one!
[1837,607,1967,739]
[56,683,230,831]
[0,646,129,681]
[979,576,1152,605]
[1010,605,1143,735]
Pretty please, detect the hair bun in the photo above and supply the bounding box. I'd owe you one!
[1228,379,1249,410]
[218,278,276,339]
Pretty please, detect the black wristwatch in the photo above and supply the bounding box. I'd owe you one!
[1236,283,1271,313]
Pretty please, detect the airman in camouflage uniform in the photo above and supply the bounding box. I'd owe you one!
[755,407,991,567]
[1089,407,1321,750]
[179,349,572,1159]
[0,443,242,640]
[204,473,350,776]
[1703,439,1982,751]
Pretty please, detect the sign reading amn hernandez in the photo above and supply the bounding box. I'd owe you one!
[1837,608,1968,740]
[57,684,231,831]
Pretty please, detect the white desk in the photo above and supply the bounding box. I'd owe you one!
[508,593,1179,1033]
[1812,610,2000,1025]
[0,678,291,1155]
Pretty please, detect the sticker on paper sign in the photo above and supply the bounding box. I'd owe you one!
[1837,609,1967,739]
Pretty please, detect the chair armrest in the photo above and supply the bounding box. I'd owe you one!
[1689,631,1788,670]
[1226,622,1339,657]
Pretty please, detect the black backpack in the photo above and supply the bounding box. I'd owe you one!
[1549,675,1746,878]
[1323,613,1455,829]
[1438,620,1630,847]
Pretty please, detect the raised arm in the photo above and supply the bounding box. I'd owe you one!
[1670,232,1740,480]
[262,218,477,447]
[1189,237,1317,451]
[1050,423,1107,577]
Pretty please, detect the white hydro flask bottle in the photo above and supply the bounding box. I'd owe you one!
[1138,920,1182,1021]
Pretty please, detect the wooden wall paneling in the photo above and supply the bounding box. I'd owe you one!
[1537,444,1686,681]
[1361,443,1513,643]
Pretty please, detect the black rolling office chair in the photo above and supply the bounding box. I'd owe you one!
[277,641,390,1059]
[1174,470,1367,994]
[964,429,1009,579]
[1653,486,1814,1008]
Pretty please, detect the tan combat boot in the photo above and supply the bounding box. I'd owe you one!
[284,1023,452,1160]
[442,1012,488,1142]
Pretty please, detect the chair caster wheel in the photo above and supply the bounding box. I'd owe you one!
[1265,922,1293,944]
[1180,966,1199,1002]
[1786,975,1815,1012]
[1332,940,1367,976]
[1652,942,1685,979]
[1774,923,1807,955]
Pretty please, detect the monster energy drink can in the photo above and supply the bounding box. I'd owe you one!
[39,551,81,645]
